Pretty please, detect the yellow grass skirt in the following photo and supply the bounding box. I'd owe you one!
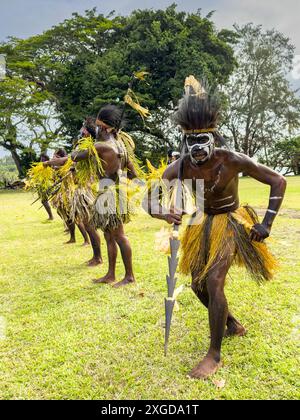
[92,187,131,232]
[179,206,278,286]
[51,191,72,223]
[70,187,95,224]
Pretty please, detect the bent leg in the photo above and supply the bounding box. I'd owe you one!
[191,281,246,338]
[189,249,233,379]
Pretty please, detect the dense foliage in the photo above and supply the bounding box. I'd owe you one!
[0,156,18,186]
[0,7,299,176]
[0,5,237,172]
[222,24,300,159]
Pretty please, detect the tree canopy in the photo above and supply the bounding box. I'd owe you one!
[0,5,237,172]
[259,136,300,175]
[1,7,299,176]
[222,23,300,160]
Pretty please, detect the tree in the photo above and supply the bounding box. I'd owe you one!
[259,136,300,175]
[5,6,237,164]
[222,24,300,160]
[0,41,65,177]
[0,155,18,188]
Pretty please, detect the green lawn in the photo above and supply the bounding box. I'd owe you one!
[0,177,299,400]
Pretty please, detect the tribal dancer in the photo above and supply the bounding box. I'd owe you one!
[70,118,102,266]
[39,153,54,220]
[44,123,103,265]
[146,76,286,379]
[71,105,140,288]
[46,148,90,247]
[26,157,55,221]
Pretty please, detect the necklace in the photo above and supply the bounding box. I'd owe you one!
[190,157,222,194]
[205,167,221,193]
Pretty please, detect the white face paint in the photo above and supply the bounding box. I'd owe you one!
[186,133,215,165]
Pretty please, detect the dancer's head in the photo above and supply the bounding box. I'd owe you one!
[80,116,97,139]
[174,76,224,166]
[95,105,125,139]
[54,148,67,159]
[40,153,50,162]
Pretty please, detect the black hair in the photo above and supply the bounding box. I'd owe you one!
[97,105,125,130]
[83,116,97,139]
[55,148,68,158]
[174,77,227,148]
[40,153,50,162]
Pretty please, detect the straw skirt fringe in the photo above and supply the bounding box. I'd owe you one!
[179,206,278,287]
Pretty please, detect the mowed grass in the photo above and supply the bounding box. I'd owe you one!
[0,177,299,400]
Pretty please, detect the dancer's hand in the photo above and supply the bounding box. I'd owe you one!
[165,213,182,225]
[249,223,270,242]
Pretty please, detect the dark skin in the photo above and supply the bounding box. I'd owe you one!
[44,157,102,265]
[71,129,137,287]
[84,223,102,266]
[41,199,54,221]
[40,157,54,221]
[148,148,287,379]
[75,127,103,266]
[65,219,90,247]
[45,154,85,245]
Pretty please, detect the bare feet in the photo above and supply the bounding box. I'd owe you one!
[224,322,247,338]
[189,355,221,379]
[86,257,103,267]
[113,276,135,288]
[65,239,76,244]
[93,273,116,284]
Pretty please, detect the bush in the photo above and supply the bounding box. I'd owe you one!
[0,169,18,188]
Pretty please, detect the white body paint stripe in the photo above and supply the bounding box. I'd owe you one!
[214,195,233,203]
[211,201,236,210]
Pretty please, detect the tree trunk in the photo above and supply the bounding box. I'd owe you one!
[241,137,249,176]
[10,148,23,178]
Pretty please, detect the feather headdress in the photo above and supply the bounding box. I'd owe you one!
[174,75,221,133]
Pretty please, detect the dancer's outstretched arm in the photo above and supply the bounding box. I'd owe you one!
[43,157,69,167]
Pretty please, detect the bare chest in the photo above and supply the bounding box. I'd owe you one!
[182,162,239,211]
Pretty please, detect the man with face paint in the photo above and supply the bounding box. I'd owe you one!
[146,76,286,379]
[71,105,139,288]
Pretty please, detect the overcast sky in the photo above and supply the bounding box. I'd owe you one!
[0,0,299,50]
[1,0,300,156]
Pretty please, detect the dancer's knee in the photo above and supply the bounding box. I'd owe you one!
[114,233,128,246]
[206,274,225,301]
